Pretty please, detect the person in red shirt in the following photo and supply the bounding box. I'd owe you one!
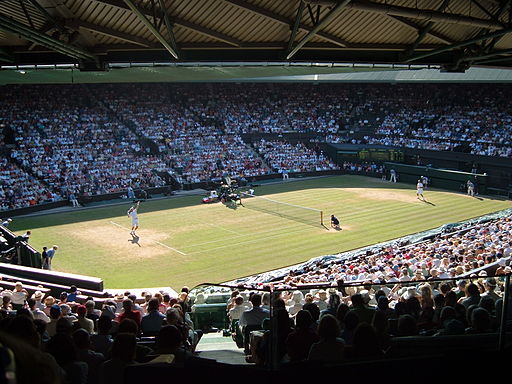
[116,299,142,330]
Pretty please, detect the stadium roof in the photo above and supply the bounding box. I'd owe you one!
[1,0,512,72]
[2,64,512,85]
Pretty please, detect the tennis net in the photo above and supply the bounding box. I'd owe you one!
[240,192,323,227]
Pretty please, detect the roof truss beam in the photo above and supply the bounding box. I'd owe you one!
[158,0,179,54]
[28,0,67,33]
[287,1,306,54]
[0,12,96,61]
[405,26,512,63]
[93,0,242,47]
[19,0,35,30]
[225,0,349,47]
[287,0,352,59]
[122,0,178,59]
[389,15,454,44]
[74,20,156,47]
[401,0,452,60]
[348,0,504,29]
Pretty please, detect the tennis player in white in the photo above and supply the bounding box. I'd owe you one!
[416,179,425,201]
[127,201,140,235]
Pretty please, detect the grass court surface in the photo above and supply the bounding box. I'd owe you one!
[10,175,511,290]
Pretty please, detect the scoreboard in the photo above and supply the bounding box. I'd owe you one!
[337,148,404,162]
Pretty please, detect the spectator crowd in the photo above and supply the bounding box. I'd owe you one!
[1,83,512,211]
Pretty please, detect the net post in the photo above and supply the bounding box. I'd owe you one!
[320,211,323,226]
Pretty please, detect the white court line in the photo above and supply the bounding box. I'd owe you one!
[109,221,187,256]
[180,222,304,249]
[205,222,240,235]
[187,225,314,255]
[154,241,187,255]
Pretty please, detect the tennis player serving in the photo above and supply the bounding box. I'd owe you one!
[127,201,140,235]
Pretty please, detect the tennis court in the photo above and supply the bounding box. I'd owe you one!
[9,175,512,290]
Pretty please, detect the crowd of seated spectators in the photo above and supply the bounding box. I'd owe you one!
[0,283,200,383]
[258,215,512,289]
[96,84,270,183]
[254,139,339,174]
[226,274,506,366]
[340,161,384,176]
[2,82,512,211]
[0,157,58,210]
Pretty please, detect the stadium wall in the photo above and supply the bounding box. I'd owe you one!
[326,143,512,192]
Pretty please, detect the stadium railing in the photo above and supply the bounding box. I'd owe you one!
[0,263,104,292]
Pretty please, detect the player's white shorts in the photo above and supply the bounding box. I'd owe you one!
[132,219,139,226]
[417,188,424,195]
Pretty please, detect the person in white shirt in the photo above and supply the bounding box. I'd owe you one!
[127,201,140,235]
[416,180,425,201]
[28,298,50,323]
[228,296,246,323]
[11,282,28,310]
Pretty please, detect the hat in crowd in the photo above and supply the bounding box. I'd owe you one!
[478,270,488,277]
[402,287,419,300]
[484,278,497,287]
[33,291,43,300]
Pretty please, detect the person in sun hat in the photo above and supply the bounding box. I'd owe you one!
[32,290,45,310]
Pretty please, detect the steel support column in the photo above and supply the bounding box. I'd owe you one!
[287,1,306,54]
[157,0,179,54]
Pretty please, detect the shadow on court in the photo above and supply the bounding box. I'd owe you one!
[129,234,141,247]
[422,200,436,206]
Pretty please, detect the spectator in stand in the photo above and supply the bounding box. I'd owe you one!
[67,285,80,303]
[91,315,114,358]
[116,299,142,330]
[76,305,95,334]
[27,298,50,323]
[308,314,345,363]
[100,333,137,384]
[460,283,482,309]
[349,293,376,325]
[348,323,384,360]
[239,293,269,329]
[141,298,166,336]
[47,333,88,384]
[285,309,320,362]
[73,328,105,384]
[10,282,28,310]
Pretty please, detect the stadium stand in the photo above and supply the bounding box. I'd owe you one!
[2,83,512,211]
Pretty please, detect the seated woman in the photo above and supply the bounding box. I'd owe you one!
[308,314,345,363]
